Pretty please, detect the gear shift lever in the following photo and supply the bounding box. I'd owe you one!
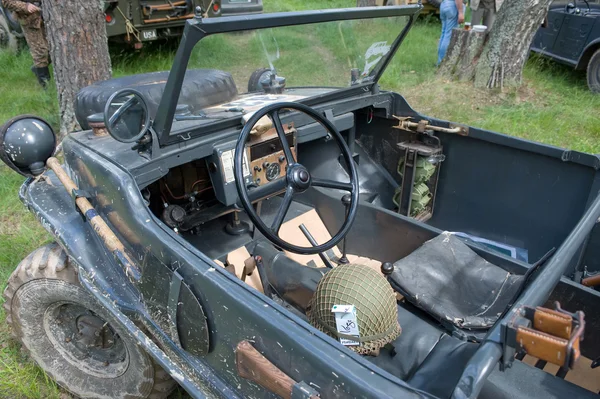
[338,194,352,264]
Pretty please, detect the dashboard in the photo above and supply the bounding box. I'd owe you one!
[208,122,297,207]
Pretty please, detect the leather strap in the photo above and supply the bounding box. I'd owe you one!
[516,326,580,368]
[532,306,572,339]
[510,304,585,369]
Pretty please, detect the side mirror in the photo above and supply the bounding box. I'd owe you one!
[0,115,56,176]
[104,88,151,143]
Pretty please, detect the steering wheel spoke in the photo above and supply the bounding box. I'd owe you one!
[234,102,359,255]
[247,177,287,203]
[269,110,295,165]
[312,178,353,192]
[270,185,295,234]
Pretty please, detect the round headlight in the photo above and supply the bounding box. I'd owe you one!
[0,115,56,177]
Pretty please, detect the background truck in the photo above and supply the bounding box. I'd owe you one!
[0,0,263,50]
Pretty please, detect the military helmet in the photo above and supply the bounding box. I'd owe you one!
[307,263,401,355]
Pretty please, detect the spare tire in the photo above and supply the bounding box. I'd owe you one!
[75,69,238,130]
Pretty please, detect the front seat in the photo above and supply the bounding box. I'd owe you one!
[388,232,524,334]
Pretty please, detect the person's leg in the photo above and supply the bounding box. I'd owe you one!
[437,1,458,65]
[484,7,496,29]
[21,25,48,67]
[471,8,484,25]
[21,23,50,87]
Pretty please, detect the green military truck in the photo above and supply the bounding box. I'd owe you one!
[0,0,263,50]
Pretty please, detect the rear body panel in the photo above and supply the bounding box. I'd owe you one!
[531,4,600,69]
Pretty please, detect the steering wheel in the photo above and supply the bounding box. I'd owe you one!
[234,102,359,255]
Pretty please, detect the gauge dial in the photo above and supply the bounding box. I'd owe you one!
[265,162,281,181]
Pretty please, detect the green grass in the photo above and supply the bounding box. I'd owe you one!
[1,0,600,397]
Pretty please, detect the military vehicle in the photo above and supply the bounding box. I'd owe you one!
[0,3,21,50]
[0,0,263,50]
[531,0,600,92]
[2,5,600,399]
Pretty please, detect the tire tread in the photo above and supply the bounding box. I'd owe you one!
[587,48,600,94]
[2,243,176,399]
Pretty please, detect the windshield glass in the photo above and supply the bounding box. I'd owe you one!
[171,15,410,135]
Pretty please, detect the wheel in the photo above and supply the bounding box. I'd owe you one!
[2,243,177,399]
[75,68,238,130]
[587,48,600,94]
[0,11,19,52]
[247,67,272,92]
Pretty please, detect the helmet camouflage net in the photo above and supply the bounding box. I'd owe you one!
[307,263,401,356]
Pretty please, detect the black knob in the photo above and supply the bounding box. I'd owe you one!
[254,166,261,172]
[263,162,270,168]
[279,155,285,163]
[299,170,309,182]
[381,262,394,276]
[341,194,352,207]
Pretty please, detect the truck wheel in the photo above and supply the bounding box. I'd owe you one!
[247,67,272,92]
[587,49,600,94]
[2,243,176,399]
[0,12,18,52]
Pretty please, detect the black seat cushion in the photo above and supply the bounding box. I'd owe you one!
[389,233,523,329]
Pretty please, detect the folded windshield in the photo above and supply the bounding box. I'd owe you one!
[172,16,409,132]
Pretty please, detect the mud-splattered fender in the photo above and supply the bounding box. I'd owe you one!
[20,173,141,311]
[20,173,215,399]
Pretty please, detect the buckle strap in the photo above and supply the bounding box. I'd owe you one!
[516,326,579,368]
[531,306,572,339]
[505,302,585,369]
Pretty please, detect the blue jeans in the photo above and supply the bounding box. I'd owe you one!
[438,0,459,65]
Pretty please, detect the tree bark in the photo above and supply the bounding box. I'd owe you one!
[438,0,551,89]
[357,0,377,6]
[42,0,112,138]
[438,29,487,82]
[473,0,552,89]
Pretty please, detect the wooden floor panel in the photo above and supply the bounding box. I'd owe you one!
[520,354,600,393]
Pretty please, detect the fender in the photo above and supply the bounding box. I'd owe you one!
[19,174,217,398]
[576,38,600,70]
[20,174,140,308]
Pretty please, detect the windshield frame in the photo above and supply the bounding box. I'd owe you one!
[154,5,422,146]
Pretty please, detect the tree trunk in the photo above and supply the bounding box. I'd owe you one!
[438,29,487,82]
[42,0,112,138]
[473,0,551,89]
[438,0,551,89]
[357,0,377,6]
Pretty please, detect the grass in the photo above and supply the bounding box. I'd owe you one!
[1,0,600,397]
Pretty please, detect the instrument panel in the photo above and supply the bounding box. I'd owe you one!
[208,125,297,207]
[248,130,296,186]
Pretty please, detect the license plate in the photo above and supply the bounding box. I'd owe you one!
[142,30,157,41]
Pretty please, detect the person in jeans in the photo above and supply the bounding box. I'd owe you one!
[437,0,465,66]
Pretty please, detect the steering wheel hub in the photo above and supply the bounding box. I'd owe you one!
[289,165,311,191]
